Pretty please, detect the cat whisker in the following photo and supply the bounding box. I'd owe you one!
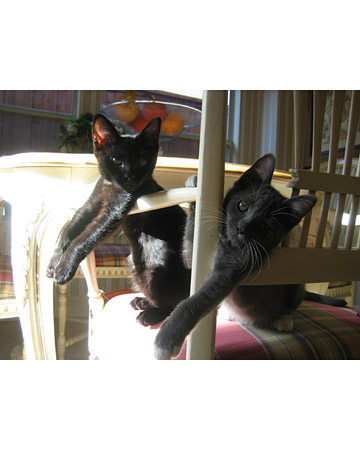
[253,239,270,270]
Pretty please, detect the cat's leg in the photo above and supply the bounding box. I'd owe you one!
[47,199,99,278]
[154,262,239,359]
[272,315,293,332]
[182,174,197,269]
[49,201,133,284]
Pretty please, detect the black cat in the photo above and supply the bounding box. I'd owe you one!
[47,114,191,326]
[154,154,346,359]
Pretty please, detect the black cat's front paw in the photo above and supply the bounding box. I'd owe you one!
[153,319,184,360]
[47,253,62,279]
[130,297,152,311]
[52,259,79,285]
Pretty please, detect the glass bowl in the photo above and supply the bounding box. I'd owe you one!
[98,100,201,141]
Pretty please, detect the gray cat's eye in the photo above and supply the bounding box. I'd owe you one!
[112,157,124,167]
[238,201,248,212]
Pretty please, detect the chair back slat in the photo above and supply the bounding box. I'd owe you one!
[315,91,345,248]
[343,91,360,175]
[312,91,327,172]
[328,91,346,174]
[330,92,360,248]
[345,196,360,249]
[298,91,326,248]
[293,91,309,170]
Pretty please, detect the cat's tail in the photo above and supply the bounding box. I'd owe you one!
[303,290,347,307]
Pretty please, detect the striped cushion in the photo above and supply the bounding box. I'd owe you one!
[94,243,130,267]
[175,301,360,360]
[0,254,15,300]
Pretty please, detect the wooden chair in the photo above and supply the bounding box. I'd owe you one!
[78,90,360,360]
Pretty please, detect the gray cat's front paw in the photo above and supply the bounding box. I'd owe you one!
[185,174,197,188]
[153,320,184,360]
[153,341,182,360]
[154,344,182,360]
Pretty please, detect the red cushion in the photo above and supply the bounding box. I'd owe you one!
[0,255,15,299]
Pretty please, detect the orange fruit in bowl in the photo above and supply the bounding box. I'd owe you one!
[130,115,150,133]
[114,99,139,123]
[143,102,167,122]
[161,110,185,136]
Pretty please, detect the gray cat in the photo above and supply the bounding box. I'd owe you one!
[154,154,346,359]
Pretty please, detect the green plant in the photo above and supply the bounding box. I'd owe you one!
[53,113,94,153]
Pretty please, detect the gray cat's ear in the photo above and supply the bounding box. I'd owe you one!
[93,114,118,149]
[251,153,276,185]
[137,117,161,145]
[237,153,276,187]
[284,194,317,220]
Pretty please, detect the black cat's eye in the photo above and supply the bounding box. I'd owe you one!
[112,157,124,167]
[238,201,248,212]
[139,158,147,167]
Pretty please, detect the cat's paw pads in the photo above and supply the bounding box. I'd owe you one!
[53,261,78,285]
[47,256,60,278]
[273,315,293,332]
[130,297,152,311]
[185,174,197,188]
[153,343,182,360]
[47,264,55,278]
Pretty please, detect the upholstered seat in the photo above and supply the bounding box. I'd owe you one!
[0,254,17,319]
[90,290,360,360]
[94,243,130,272]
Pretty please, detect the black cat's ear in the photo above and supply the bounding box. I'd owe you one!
[137,117,161,146]
[237,153,276,188]
[93,114,118,150]
[283,194,317,222]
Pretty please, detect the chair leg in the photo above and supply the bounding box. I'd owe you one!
[57,284,68,360]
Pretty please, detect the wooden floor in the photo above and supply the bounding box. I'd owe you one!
[0,317,90,360]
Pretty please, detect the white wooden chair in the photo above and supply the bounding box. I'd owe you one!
[78,90,360,359]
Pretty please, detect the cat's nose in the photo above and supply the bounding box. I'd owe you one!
[124,174,136,181]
